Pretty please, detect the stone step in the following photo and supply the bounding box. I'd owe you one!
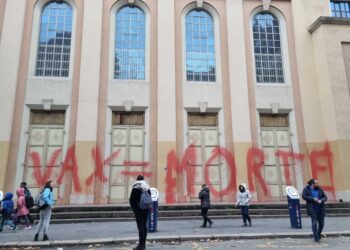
[47,207,350,218]
[45,213,350,224]
[33,202,350,213]
[29,207,350,222]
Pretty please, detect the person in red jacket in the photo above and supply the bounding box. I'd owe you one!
[14,188,31,230]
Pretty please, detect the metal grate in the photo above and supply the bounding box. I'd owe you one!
[185,9,216,82]
[114,5,145,80]
[330,1,350,18]
[35,1,73,77]
[253,13,284,84]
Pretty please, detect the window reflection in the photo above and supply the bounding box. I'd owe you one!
[114,5,145,80]
[35,1,73,77]
[330,1,350,18]
[186,9,216,82]
[253,13,284,84]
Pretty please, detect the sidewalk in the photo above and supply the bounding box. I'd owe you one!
[0,217,349,247]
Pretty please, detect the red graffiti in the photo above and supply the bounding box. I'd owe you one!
[30,148,62,186]
[276,150,304,186]
[85,148,121,186]
[57,145,82,192]
[26,141,337,203]
[204,147,237,197]
[120,160,153,178]
[246,147,269,196]
[309,142,335,198]
[164,146,197,204]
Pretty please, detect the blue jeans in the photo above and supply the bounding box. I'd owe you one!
[241,206,251,225]
[0,218,15,231]
[14,215,30,227]
[310,210,325,241]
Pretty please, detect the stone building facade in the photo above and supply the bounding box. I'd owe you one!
[0,0,350,204]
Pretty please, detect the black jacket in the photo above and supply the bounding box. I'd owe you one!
[198,187,211,208]
[129,181,151,215]
[302,185,328,216]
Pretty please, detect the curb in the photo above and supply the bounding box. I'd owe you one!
[1,231,350,248]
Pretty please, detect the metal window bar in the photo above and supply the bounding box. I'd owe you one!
[253,13,284,84]
[35,2,73,77]
[114,5,145,80]
[185,9,216,83]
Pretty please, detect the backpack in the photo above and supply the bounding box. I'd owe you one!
[25,196,34,209]
[34,192,46,209]
[139,191,152,210]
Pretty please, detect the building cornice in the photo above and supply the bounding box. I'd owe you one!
[309,16,350,33]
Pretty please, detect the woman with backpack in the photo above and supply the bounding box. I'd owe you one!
[34,181,54,241]
[14,188,31,230]
[129,175,151,250]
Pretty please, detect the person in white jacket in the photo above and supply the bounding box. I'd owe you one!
[236,183,252,227]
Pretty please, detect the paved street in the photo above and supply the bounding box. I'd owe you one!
[0,217,349,247]
[46,237,350,250]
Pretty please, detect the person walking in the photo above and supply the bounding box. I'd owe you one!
[20,182,34,224]
[236,183,252,227]
[34,181,55,241]
[14,188,31,230]
[302,179,328,243]
[129,175,151,250]
[0,192,16,232]
[198,184,213,228]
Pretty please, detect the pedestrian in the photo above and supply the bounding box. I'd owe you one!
[236,183,252,227]
[20,182,34,224]
[198,184,213,228]
[34,181,55,241]
[0,192,16,232]
[14,188,31,230]
[129,175,151,250]
[302,179,328,243]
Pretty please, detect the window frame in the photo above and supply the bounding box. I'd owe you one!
[109,0,150,83]
[329,0,350,19]
[29,0,77,80]
[249,6,291,86]
[182,3,222,85]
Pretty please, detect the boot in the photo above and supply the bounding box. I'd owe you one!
[43,234,49,241]
[34,234,38,241]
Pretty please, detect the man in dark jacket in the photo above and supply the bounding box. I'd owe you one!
[198,184,213,228]
[0,192,16,232]
[129,175,151,250]
[302,179,328,243]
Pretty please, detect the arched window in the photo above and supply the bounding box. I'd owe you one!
[252,13,284,84]
[114,5,145,80]
[35,1,73,77]
[185,9,216,82]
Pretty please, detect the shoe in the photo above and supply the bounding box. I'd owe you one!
[249,222,252,227]
[200,225,207,228]
[12,226,17,232]
[0,229,3,233]
[24,226,32,230]
[34,234,38,241]
[314,239,320,244]
[133,245,145,250]
[43,234,49,241]
[242,224,247,227]
[209,221,213,228]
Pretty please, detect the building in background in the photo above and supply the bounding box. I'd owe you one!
[0,0,350,205]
